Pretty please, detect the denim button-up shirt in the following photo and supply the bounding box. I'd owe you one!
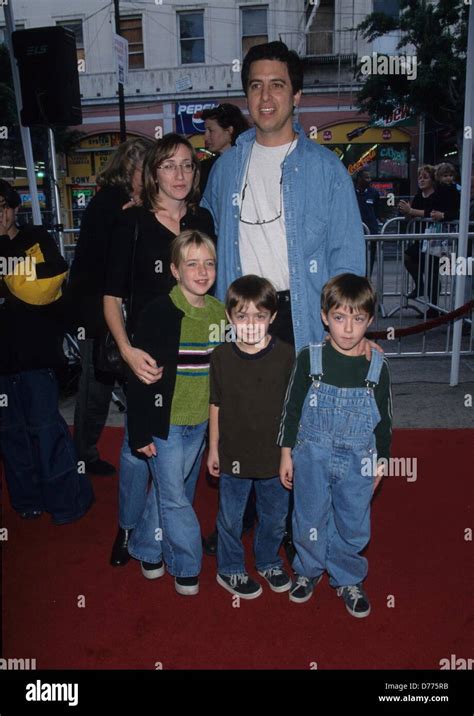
[201,123,366,353]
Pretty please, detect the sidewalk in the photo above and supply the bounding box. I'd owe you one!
[59,353,474,430]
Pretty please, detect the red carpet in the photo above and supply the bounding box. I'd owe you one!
[2,428,473,670]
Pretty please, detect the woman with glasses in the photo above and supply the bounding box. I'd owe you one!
[104,133,215,569]
[200,104,249,193]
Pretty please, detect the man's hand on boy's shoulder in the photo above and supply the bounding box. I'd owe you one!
[325,335,383,360]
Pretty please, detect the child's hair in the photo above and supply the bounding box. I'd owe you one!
[435,162,456,181]
[321,273,376,319]
[170,229,216,269]
[417,164,436,182]
[225,274,278,315]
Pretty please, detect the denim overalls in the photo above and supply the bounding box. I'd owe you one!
[292,343,384,587]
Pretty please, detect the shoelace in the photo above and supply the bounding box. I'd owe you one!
[265,568,283,578]
[296,575,310,587]
[229,573,249,588]
[338,585,363,602]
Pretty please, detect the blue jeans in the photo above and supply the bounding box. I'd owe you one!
[217,473,289,575]
[118,421,150,530]
[0,369,94,524]
[128,421,207,577]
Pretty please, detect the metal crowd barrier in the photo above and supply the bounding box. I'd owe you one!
[54,223,473,359]
[365,218,474,357]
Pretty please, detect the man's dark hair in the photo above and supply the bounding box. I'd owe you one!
[241,41,303,96]
[226,274,278,316]
[0,179,21,209]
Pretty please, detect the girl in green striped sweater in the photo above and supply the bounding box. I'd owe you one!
[126,230,225,595]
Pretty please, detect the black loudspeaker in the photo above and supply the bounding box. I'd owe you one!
[12,26,82,126]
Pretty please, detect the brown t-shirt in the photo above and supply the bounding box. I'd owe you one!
[209,336,295,479]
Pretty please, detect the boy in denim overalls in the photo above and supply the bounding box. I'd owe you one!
[278,273,392,617]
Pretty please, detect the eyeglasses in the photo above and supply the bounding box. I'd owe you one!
[157,162,195,174]
[240,176,283,226]
[239,135,296,226]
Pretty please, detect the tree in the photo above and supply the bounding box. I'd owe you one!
[356,0,469,155]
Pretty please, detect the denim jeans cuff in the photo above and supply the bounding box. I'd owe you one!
[217,565,247,576]
[255,558,284,572]
[127,545,163,563]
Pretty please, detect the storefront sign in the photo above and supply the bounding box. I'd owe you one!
[175,102,219,134]
[348,148,377,176]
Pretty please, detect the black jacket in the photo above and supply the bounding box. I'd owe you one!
[126,294,184,450]
[0,225,68,373]
[66,185,130,338]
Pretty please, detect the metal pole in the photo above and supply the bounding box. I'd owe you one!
[4,1,42,225]
[47,128,65,258]
[114,0,127,142]
[418,114,425,166]
[449,3,474,386]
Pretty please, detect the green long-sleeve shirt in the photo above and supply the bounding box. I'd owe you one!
[278,342,392,460]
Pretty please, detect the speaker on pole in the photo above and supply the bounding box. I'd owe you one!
[12,26,82,126]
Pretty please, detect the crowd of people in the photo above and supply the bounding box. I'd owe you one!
[25,39,474,616]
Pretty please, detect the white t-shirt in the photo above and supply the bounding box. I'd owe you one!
[239,140,296,292]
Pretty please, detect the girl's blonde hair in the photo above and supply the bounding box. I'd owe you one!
[170,230,216,269]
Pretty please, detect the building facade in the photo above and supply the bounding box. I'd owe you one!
[1,0,417,227]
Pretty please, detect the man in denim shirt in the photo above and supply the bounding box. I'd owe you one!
[201,41,366,353]
[201,41,366,558]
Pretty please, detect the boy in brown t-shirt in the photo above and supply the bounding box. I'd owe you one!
[208,275,294,599]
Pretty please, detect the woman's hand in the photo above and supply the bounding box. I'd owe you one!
[398,199,411,216]
[137,442,157,458]
[122,345,163,384]
[430,210,444,222]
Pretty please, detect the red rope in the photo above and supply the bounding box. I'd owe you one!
[367,300,474,339]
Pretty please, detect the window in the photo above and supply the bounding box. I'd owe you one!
[374,0,400,18]
[178,11,205,64]
[56,20,85,63]
[119,16,144,70]
[241,6,268,57]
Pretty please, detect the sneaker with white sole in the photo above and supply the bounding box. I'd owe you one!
[141,560,165,580]
[257,567,291,593]
[216,572,262,599]
[336,583,371,618]
[175,576,199,595]
[289,574,322,603]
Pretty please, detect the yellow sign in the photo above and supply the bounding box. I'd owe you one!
[316,122,409,145]
[67,152,93,177]
[95,152,112,173]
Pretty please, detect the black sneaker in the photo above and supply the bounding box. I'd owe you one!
[216,573,262,599]
[85,459,116,476]
[289,574,322,603]
[257,567,291,593]
[141,560,165,580]
[337,583,371,618]
[175,576,199,595]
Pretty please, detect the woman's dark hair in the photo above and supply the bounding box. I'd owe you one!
[96,136,153,193]
[201,104,249,145]
[142,133,200,211]
[241,41,303,96]
[0,179,21,209]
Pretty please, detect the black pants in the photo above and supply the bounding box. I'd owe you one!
[73,337,115,463]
